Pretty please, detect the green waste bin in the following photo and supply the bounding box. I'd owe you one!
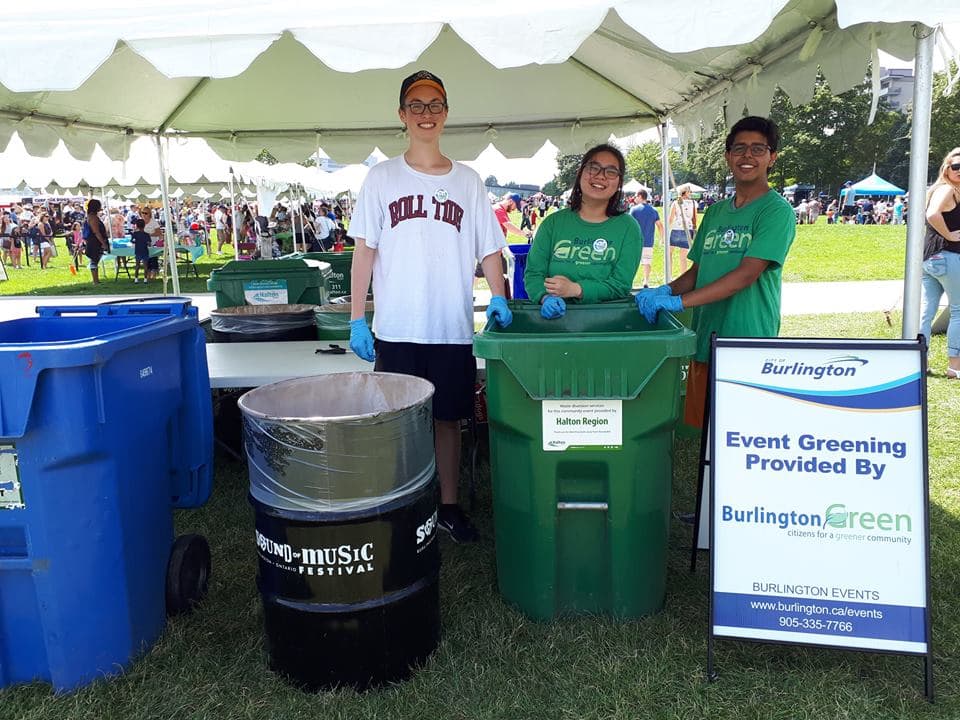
[207,259,331,309]
[282,251,354,298]
[472,300,695,620]
[314,299,374,340]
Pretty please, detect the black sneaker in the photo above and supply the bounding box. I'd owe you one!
[438,505,480,544]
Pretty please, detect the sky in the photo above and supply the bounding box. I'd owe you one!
[466,23,960,189]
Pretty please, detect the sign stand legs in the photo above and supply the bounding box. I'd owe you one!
[690,384,712,572]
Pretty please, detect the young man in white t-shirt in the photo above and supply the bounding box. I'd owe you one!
[349,70,512,543]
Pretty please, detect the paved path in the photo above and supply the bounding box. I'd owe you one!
[780,280,903,316]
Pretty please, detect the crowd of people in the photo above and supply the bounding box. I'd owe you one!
[0,195,354,282]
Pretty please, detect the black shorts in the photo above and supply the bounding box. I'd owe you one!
[374,340,476,422]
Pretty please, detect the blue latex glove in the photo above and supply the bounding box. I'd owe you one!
[486,295,513,328]
[349,319,375,362]
[540,296,566,320]
[633,283,672,312]
[638,293,683,325]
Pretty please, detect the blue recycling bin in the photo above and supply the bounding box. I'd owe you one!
[0,302,213,692]
[509,243,531,300]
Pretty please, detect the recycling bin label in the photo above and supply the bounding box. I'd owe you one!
[541,399,622,452]
[0,445,24,509]
[243,279,289,305]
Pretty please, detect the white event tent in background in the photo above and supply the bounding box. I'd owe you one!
[0,0,958,320]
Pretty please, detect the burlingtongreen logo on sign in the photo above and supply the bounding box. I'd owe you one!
[823,503,912,532]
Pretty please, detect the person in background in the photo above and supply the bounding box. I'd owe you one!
[893,196,905,225]
[524,144,641,320]
[667,184,697,274]
[109,208,124,239]
[630,189,663,288]
[37,212,54,269]
[1,211,12,267]
[8,221,23,269]
[636,116,796,429]
[131,218,152,283]
[494,193,529,241]
[826,198,838,224]
[83,199,110,285]
[348,69,511,543]
[920,147,960,379]
[314,209,338,251]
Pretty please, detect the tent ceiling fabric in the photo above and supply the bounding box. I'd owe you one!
[1,1,958,163]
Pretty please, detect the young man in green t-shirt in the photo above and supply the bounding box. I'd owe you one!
[635,116,796,428]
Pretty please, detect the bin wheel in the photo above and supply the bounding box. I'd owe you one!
[166,533,211,616]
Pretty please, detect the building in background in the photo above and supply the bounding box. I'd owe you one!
[879,67,914,113]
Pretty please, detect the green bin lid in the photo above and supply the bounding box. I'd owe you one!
[473,299,695,400]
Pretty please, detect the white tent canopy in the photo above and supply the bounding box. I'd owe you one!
[1,1,954,164]
[622,179,651,194]
[2,0,958,335]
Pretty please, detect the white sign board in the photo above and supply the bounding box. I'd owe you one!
[243,279,289,305]
[711,339,929,655]
[542,399,622,452]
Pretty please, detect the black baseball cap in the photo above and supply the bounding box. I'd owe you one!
[399,70,446,106]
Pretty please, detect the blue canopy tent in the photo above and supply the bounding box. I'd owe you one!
[840,173,906,203]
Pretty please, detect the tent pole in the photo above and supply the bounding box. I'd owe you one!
[660,121,673,282]
[229,168,239,260]
[903,24,936,341]
[101,188,112,240]
[154,135,181,296]
[297,187,307,253]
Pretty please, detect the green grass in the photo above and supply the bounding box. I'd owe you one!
[2,312,958,718]
[630,217,908,288]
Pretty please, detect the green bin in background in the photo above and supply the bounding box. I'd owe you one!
[207,259,331,309]
[282,251,354,298]
[473,300,695,620]
[314,299,375,341]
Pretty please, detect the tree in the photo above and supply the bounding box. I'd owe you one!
[625,142,685,195]
[256,149,278,165]
[766,70,908,197]
[543,153,582,195]
[684,115,729,191]
[484,175,499,187]
[930,61,960,176]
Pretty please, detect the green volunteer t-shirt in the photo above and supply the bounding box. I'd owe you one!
[523,208,641,304]
[687,189,796,362]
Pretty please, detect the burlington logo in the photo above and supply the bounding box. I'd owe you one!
[760,355,868,380]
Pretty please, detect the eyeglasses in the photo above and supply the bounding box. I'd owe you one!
[949,162,960,172]
[403,101,447,115]
[585,161,622,180]
[729,143,772,157]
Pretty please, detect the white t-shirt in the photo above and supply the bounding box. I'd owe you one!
[350,155,505,344]
[144,218,162,242]
[214,209,226,230]
[314,215,337,239]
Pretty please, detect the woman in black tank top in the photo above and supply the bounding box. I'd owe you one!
[920,147,960,378]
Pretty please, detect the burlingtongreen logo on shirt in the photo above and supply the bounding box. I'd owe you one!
[702,225,751,253]
[553,237,616,264]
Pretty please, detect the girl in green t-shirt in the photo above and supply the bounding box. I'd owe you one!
[524,144,641,319]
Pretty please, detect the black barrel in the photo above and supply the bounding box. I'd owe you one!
[252,477,439,690]
[238,372,440,691]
